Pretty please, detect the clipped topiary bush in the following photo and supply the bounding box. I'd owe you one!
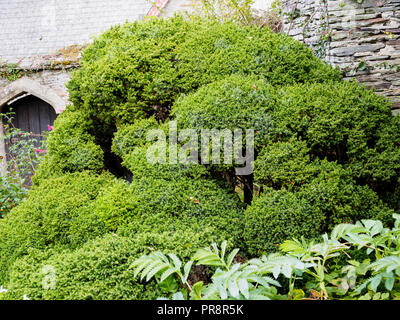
[111,117,159,159]
[67,16,192,127]
[348,113,400,197]
[270,80,400,208]
[170,75,399,255]
[69,171,245,250]
[172,19,340,90]
[33,109,104,183]
[273,81,395,171]
[125,143,245,242]
[2,15,400,300]
[254,138,314,190]
[297,160,394,229]
[68,15,341,133]
[244,188,325,255]
[2,227,240,300]
[0,171,115,283]
[1,235,162,300]
[246,159,395,255]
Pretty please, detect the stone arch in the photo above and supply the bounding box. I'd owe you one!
[0,77,65,113]
[0,77,66,175]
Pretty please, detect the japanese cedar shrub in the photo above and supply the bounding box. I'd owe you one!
[67,15,341,133]
[171,75,398,254]
[1,16,400,299]
[1,234,198,300]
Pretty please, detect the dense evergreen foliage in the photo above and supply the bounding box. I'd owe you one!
[1,16,399,300]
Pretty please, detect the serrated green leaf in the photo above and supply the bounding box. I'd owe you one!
[168,253,182,269]
[190,281,204,300]
[141,260,162,281]
[183,260,194,283]
[160,267,179,283]
[369,275,381,293]
[238,278,249,299]
[226,248,239,268]
[221,241,227,260]
[133,258,153,279]
[385,277,395,291]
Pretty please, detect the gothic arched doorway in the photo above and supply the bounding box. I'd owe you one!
[0,77,65,176]
[3,95,57,156]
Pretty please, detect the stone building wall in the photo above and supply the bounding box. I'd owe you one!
[0,0,157,111]
[0,45,84,111]
[0,0,197,109]
[161,0,199,16]
[281,0,400,112]
[0,0,152,64]
[2,0,399,112]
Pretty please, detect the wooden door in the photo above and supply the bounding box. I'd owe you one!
[3,95,57,159]
[5,95,57,136]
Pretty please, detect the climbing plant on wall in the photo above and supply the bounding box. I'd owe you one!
[0,112,48,217]
[0,62,23,82]
[193,0,283,31]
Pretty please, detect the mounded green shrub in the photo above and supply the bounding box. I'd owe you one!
[67,16,191,127]
[254,138,314,190]
[269,80,400,208]
[37,16,344,181]
[68,173,245,248]
[113,118,217,181]
[122,176,244,242]
[1,235,162,300]
[111,117,159,159]
[246,159,395,255]
[2,227,240,300]
[0,171,115,283]
[297,160,394,229]
[0,164,245,283]
[348,114,400,193]
[244,189,325,255]
[108,143,245,243]
[33,109,104,183]
[2,16,400,300]
[173,19,340,89]
[171,75,277,152]
[68,16,341,130]
[273,81,396,175]
[273,81,393,152]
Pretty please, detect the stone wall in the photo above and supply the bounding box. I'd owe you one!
[0,0,159,110]
[0,0,152,64]
[0,0,195,109]
[281,0,400,112]
[161,0,199,17]
[2,0,399,112]
[0,43,84,109]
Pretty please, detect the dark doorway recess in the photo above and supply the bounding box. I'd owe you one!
[3,94,57,147]
[2,94,57,182]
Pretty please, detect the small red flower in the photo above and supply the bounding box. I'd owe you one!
[34,148,46,154]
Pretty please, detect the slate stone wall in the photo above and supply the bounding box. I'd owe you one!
[281,0,400,111]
